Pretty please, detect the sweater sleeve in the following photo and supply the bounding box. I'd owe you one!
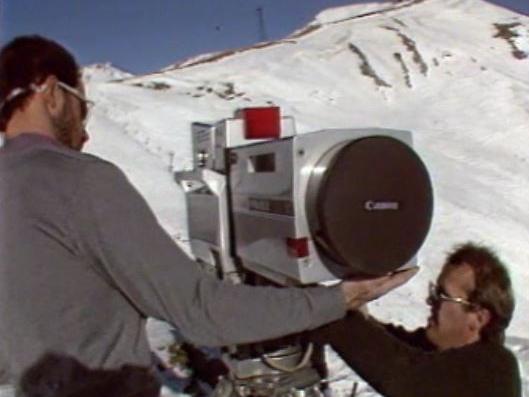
[310,311,522,397]
[73,160,347,346]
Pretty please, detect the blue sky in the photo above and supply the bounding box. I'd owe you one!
[2,0,528,74]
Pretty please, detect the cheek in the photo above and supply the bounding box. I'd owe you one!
[436,305,450,324]
[64,98,82,124]
[60,101,77,128]
[439,304,468,328]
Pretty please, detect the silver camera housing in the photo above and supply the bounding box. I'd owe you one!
[175,111,433,285]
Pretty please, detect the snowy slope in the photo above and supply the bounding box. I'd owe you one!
[82,0,529,394]
[83,63,133,83]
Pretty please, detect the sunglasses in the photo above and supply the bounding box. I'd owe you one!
[428,282,478,309]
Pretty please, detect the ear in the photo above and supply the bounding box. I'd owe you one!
[41,75,66,117]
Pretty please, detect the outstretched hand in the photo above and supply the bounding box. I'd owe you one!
[340,267,419,310]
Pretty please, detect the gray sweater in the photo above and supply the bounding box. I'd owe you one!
[0,133,346,385]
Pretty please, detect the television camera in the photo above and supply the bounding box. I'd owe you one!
[174,107,433,396]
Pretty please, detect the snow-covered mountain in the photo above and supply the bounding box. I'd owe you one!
[83,62,133,83]
[83,0,529,394]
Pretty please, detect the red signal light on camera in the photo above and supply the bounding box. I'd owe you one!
[236,107,281,139]
[286,237,309,258]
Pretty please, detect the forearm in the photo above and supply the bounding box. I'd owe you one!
[77,161,347,346]
[174,273,347,346]
[311,312,432,397]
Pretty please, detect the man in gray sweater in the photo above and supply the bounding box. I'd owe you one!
[0,36,415,394]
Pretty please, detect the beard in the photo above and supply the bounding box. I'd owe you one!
[50,101,83,151]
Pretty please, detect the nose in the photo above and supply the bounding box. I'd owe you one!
[426,294,440,308]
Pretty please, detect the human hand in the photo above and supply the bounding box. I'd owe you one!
[340,267,419,310]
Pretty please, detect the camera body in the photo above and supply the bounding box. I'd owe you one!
[175,108,433,286]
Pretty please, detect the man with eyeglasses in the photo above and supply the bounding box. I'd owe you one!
[311,242,522,397]
[0,70,92,151]
[0,35,417,396]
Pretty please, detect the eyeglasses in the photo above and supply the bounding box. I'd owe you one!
[0,81,94,125]
[57,81,94,126]
[428,282,478,309]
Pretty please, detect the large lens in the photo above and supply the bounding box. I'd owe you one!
[306,136,433,276]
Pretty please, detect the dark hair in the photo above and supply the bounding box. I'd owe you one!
[19,353,161,397]
[0,35,79,131]
[443,242,515,343]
